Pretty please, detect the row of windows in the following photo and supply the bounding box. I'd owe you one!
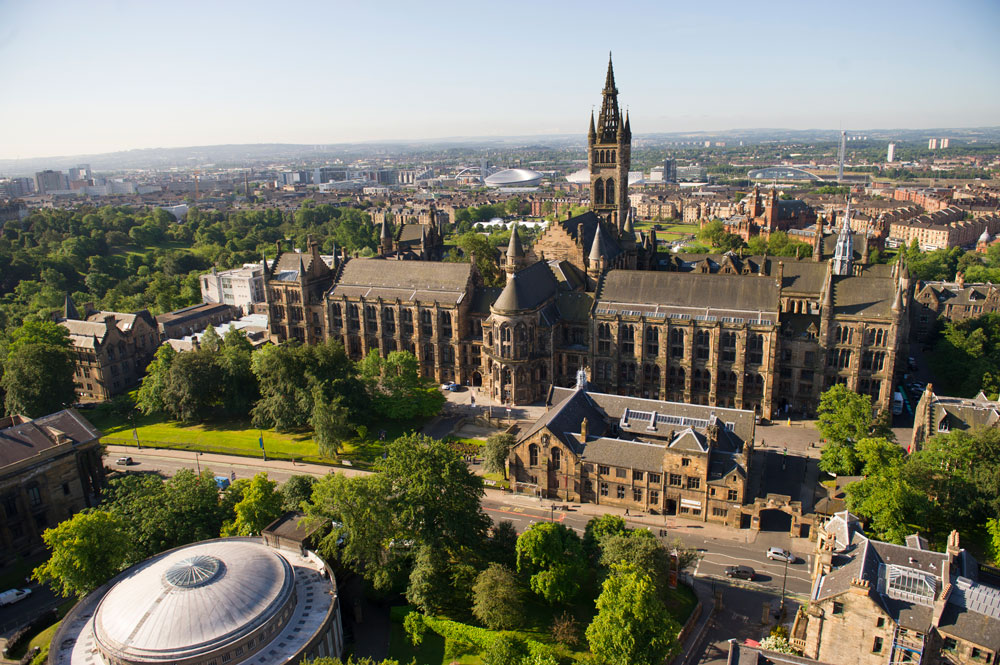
[596,325,766,364]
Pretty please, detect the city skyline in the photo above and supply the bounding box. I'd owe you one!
[1,0,999,160]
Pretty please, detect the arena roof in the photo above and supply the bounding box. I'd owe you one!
[484,168,543,187]
[747,166,823,181]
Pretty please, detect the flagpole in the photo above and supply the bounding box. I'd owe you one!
[259,429,267,462]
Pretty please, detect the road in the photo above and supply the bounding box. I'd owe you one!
[479,495,813,602]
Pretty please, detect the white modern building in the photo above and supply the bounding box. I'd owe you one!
[201,265,266,314]
[49,536,344,665]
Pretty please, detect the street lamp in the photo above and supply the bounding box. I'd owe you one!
[195,452,202,474]
[779,556,789,616]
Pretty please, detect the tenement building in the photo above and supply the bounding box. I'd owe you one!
[50,536,344,665]
[910,385,999,452]
[911,277,1000,341]
[0,409,103,563]
[508,379,755,526]
[793,512,1000,665]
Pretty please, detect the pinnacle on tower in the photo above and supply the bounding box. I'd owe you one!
[64,293,79,320]
[506,224,524,258]
[604,51,617,93]
[589,226,608,264]
[588,111,596,139]
[380,217,392,240]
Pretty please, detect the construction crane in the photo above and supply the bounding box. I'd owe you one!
[837,130,847,183]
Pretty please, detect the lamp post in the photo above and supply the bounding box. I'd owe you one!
[195,452,202,474]
[779,556,789,616]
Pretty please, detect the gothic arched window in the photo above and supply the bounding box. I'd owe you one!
[594,178,604,205]
[605,178,615,203]
[529,444,539,467]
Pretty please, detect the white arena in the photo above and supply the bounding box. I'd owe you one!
[49,536,343,665]
[483,168,543,188]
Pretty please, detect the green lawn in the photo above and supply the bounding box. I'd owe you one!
[90,408,425,468]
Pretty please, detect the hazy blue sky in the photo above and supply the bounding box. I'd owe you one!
[1,0,998,159]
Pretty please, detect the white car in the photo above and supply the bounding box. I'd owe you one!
[767,547,795,563]
[0,588,32,606]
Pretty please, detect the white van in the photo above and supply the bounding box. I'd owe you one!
[892,391,904,415]
[0,588,31,606]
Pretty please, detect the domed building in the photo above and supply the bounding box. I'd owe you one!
[49,532,343,665]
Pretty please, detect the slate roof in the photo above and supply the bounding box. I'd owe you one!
[0,409,101,468]
[831,275,897,319]
[556,292,594,323]
[580,437,668,470]
[520,387,607,452]
[157,302,235,327]
[493,261,561,313]
[938,578,1000,650]
[330,259,472,305]
[931,392,1000,433]
[470,287,503,315]
[62,319,112,348]
[273,250,318,278]
[597,270,780,322]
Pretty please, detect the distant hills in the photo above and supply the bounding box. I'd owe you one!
[2,127,999,177]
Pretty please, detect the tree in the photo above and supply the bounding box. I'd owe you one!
[406,545,453,616]
[2,341,76,417]
[223,472,284,536]
[162,349,221,422]
[305,434,490,591]
[32,510,132,598]
[482,433,514,479]
[986,518,1000,565]
[928,314,1000,397]
[453,232,501,286]
[311,391,353,457]
[359,350,444,421]
[550,611,580,648]
[599,530,672,592]
[217,330,257,416]
[846,464,930,544]
[472,563,522,630]
[136,343,176,415]
[251,343,315,431]
[280,475,317,512]
[583,514,627,559]
[488,520,518,570]
[817,385,891,476]
[516,522,586,604]
[482,635,526,665]
[585,563,680,665]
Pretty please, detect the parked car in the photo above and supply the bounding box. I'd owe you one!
[725,565,756,580]
[767,547,795,563]
[115,456,133,466]
[0,588,32,606]
[440,382,460,392]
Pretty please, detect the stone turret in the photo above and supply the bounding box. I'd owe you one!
[504,224,526,280]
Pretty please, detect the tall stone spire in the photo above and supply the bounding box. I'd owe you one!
[598,52,621,143]
[504,224,526,278]
[832,196,854,276]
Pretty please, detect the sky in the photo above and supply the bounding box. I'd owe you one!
[1,0,999,160]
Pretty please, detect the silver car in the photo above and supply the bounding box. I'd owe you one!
[767,547,795,563]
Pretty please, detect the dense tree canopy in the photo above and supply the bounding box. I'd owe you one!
[32,510,132,598]
[2,320,75,417]
[928,313,1000,398]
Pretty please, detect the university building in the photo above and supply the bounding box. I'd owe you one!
[264,58,910,419]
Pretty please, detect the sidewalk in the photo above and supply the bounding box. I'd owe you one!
[485,488,760,546]
[675,576,717,665]
[104,444,370,478]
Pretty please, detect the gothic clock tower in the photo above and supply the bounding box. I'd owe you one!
[588,54,631,235]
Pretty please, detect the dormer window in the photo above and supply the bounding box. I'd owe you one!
[938,419,950,433]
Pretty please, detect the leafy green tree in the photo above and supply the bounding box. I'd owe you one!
[223,472,284,536]
[32,510,132,598]
[306,434,490,591]
[359,350,444,421]
[472,563,522,630]
[280,475,317,512]
[585,563,680,665]
[516,522,586,604]
[583,514,627,559]
[251,343,314,430]
[406,545,453,615]
[162,349,221,422]
[137,344,176,414]
[928,314,1000,397]
[482,635,527,665]
[453,232,501,286]
[817,385,891,476]
[311,391,353,456]
[488,520,518,570]
[854,437,904,476]
[6,320,72,352]
[2,340,76,417]
[846,464,930,544]
[482,433,514,479]
[599,530,672,592]
[217,330,257,415]
[986,518,1000,565]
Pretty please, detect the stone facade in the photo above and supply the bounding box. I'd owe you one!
[265,239,338,345]
[0,409,104,563]
[795,514,1000,665]
[911,279,1000,341]
[59,300,159,402]
[508,385,753,524]
[910,386,998,452]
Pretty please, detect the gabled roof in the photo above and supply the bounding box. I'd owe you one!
[669,427,708,452]
[557,211,622,261]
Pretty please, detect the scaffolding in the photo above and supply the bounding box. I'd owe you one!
[888,624,925,664]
